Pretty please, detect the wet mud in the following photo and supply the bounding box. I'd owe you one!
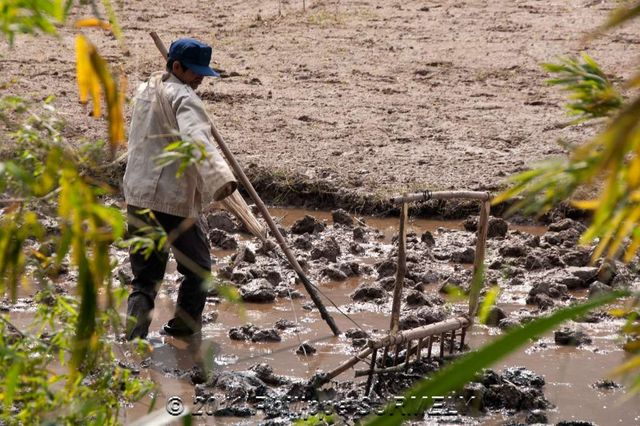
[8,205,640,425]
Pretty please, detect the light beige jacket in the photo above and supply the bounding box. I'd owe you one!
[123,72,236,218]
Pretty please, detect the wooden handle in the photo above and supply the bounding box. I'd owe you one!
[150,31,168,60]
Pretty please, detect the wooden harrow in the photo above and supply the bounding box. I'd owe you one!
[311,190,491,394]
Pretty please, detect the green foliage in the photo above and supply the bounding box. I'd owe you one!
[542,53,623,121]
[0,287,153,424]
[117,209,167,260]
[596,1,640,34]
[0,97,153,421]
[478,285,500,325]
[0,0,70,44]
[154,139,208,178]
[363,291,629,425]
[494,52,640,262]
[293,413,335,425]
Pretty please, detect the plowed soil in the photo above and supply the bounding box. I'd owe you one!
[2,0,638,199]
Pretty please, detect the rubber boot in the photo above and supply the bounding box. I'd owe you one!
[125,293,154,340]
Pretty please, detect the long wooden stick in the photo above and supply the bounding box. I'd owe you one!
[468,200,490,318]
[389,190,491,204]
[389,201,408,334]
[148,32,339,335]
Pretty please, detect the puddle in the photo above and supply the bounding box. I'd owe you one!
[7,207,640,424]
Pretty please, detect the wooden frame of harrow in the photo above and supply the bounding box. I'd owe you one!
[312,190,492,393]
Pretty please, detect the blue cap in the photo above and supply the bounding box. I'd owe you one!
[168,38,219,77]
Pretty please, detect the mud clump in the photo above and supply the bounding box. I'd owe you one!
[351,283,386,302]
[321,267,347,281]
[296,343,317,355]
[451,247,475,264]
[376,259,397,279]
[588,281,612,298]
[206,211,237,233]
[290,215,325,234]
[233,245,256,264]
[310,237,341,262]
[331,209,354,226]
[462,368,549,413]
[240,279,276,303]
[209,229,238,250]
[229,324,282,342]
[554,327,592,346]
[484,306,507,326]
[463,216,508,238]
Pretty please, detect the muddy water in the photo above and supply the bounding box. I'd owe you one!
[8,207,640,425]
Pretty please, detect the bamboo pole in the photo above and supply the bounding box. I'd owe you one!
[365,348,378,395]
[369,316,470,350]
[389,201,408,334]
[468,200,490,319]
[148,32,340,335]
[403,341,411,371]
[318,346,374,385]
[389,190,491,205]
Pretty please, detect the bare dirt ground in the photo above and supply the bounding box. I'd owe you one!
[2,0,639,206]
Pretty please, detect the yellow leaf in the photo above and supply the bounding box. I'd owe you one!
[609,308,629,318]
[571,199,600,210]
[75,35,102,117]
[74,18,112,31]
[74,35,126,152]
[611,354,640,376]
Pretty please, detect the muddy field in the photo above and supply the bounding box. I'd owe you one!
[3,0,640,204]
[7,206,640,425]
[3,1,640,425]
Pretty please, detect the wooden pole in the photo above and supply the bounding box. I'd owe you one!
[380,346,389,371]
[365,348,378,395]
[370,316,469,350]
[389,190,491,205]
[319,346,373,385]
[439,333,445,358]
[403,341,411,371]
[468,200,490,319]
[389,201,408,334]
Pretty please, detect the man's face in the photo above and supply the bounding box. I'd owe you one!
[172,61,204,90]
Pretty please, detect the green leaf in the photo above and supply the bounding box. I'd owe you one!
[3,362,22,413]
[478,286,500,324]
[363,290,628,426]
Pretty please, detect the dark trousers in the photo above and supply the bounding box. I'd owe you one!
[126,205,211,338]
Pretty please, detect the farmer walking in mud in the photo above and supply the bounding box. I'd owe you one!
[123,38,237,340]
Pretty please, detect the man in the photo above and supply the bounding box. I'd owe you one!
[123,38,237,340]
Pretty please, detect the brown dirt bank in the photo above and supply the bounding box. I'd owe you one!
[2,0,636,218]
